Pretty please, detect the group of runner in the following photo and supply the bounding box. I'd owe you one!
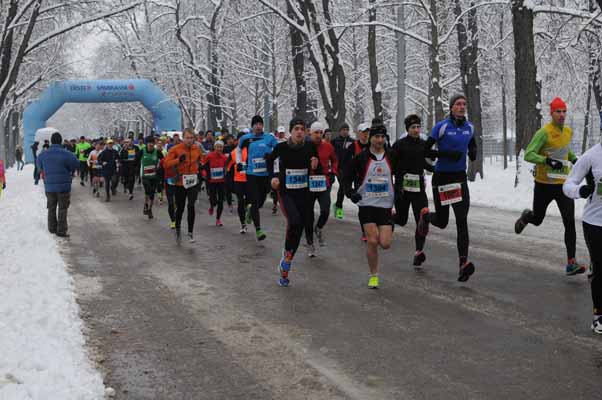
[65,94,601,334]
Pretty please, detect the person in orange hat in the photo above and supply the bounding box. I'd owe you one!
[515,97,585,276]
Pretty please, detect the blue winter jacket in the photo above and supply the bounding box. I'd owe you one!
[36,144,80,193]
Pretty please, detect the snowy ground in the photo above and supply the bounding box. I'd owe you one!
[0,165,104,400]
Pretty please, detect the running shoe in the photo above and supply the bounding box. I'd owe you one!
[170,221,176,229]
[95,190,100,198]
[256,229,267,241]
[514,209,532,234]
[240,224,247,234]
[129,195,134,201]
[278,251,293,287]
[229,205,234,214]
[368,275,379,289]
[413,251,426,267]
[417,207,430,237]
[565,259,586,276]
[187,232,195,243]
[592,316,602,334]
[175,229,182,244]
[307,243,316,258]
[216,219,223,227]
[334,206,344,220]
[208,207,214,216]
[272,204,278,215]
[361,235,367,242]
[244,204,253,225]
[80,181,85,187]
[143,204,149,215]
[314,226,325,246]
[148,208,154,219]
[458,260,475,282]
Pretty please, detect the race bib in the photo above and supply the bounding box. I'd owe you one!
[183,174,198,189]
[166,176,177,185]
[143,165,156,177]
[285,168,308,189]
[438,183,463,206]
[211,167,224,180]
[546,160,570,180]
[403,173,421,192]
[309,175,327,192]
[127,149,136,160]
[365,177,389,198]
[274,157,280,174]
[252,157,267,173]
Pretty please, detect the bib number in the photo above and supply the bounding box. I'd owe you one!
[143,165,156,177]
[211,167,224,180]
[127,149,136,161]
[309,175,327,192]
[438,183,463,206]
[546,160,570,180]
[365,177,389,198]
[252,157,267,173]
[285,169,308,189]
[403,173,421,192]
[183,174,198,189]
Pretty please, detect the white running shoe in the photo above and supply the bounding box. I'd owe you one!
[592,317,602,334]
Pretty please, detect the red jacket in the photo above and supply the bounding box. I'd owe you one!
[316,141,338,187]
[204,151,228,183]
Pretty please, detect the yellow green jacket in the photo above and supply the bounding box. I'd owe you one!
[524,122,577,185]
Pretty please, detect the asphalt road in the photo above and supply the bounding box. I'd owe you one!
[60,182,601,400]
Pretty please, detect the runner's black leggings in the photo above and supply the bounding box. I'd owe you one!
[166,184,177,222]
[304,187,331,244]
[525,182,576,260]
[583,222,602,315]
[80,161,88,182]
[234,182,249,225]
[246,175,270,230]
[279,190,311,257]
[124,172,136,195]
[208,182,225,219]
[175,185,199,233]
[427,181,470,259]
[395,189,428,251]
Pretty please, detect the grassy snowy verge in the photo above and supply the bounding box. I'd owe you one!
[0,165,104,400]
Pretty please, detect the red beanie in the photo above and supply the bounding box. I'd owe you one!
[550,97,567,112]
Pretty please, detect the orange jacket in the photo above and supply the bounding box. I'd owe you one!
[164,143,204,186]
[227,147,247,183]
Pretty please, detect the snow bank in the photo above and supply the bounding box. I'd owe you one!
[0,165,104,400]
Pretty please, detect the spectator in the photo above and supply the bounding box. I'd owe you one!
[15,145,24,171]
[36,132,80,238]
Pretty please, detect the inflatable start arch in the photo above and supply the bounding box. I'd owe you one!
[23,79,182,162]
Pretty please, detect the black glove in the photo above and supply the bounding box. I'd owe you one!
[349,192,362,204]
[236,163,244,172]
[179,153,186,163]
[571,158,578,165]
[579,185,594,199]
[468,148,477,162]
[2,182,5,190]
[545,157,563,170]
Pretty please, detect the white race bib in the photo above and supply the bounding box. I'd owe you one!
[252,157,267,173]
[285,168,308,189]
[309,175,327,192]
[183,174,198,189]
[546,159,570,180]
[438,183,462,206]
[365,177,389,198]
[403,173,421,192]
[211,167,224,180]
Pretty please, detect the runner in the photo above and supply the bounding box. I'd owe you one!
[304,121,338,254]
[75,136,91,186]
[87,142,102,197]
[417,94,478,282]
[515,97,585,275]
[391,115,434,268]
[155,139,167,205]
[236,115,279,241]
[332,123,353,219]
[348,123,371,241]
[344,124,395,289]
[223,134,236,214]
[204,140,228,226]
[161,146,178,229]
[271,126,288,215]
[97,139,120,202]
[164,128,204,243]
[137,137,163,219]
[119,139,139,200]
[227,134,250,233]
[267,118,319,287]
[563,142,602,333]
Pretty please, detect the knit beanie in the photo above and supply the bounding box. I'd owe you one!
[404,114,421,131]
[289,117,306,132]
[550,97,567,112]
[251,115,264,127]
[449,94,467,110]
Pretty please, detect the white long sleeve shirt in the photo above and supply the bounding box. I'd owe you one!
[563,143,602,227]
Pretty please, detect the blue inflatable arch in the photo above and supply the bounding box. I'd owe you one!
[23,79,182,162]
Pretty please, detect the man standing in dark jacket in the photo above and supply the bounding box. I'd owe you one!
[331,123,353,219]
[36,132,80,237]
[98,139,120,202]
[119,139,139,200]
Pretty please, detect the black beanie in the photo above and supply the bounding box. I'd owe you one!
[339,123,349,131]
[51,132,62,145]
[404,114,421,131]
[289,117,306,132]
[449,94,467,110]
[251,115,264,127]
[369,124,387,138]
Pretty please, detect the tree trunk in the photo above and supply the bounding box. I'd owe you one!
[287,1,309,122]
[351,24,364,130]
[395,4,406,141]
[368,0,383,120]
[499,13,508,169]
[511,0,542,154]
[429,0,445,123]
